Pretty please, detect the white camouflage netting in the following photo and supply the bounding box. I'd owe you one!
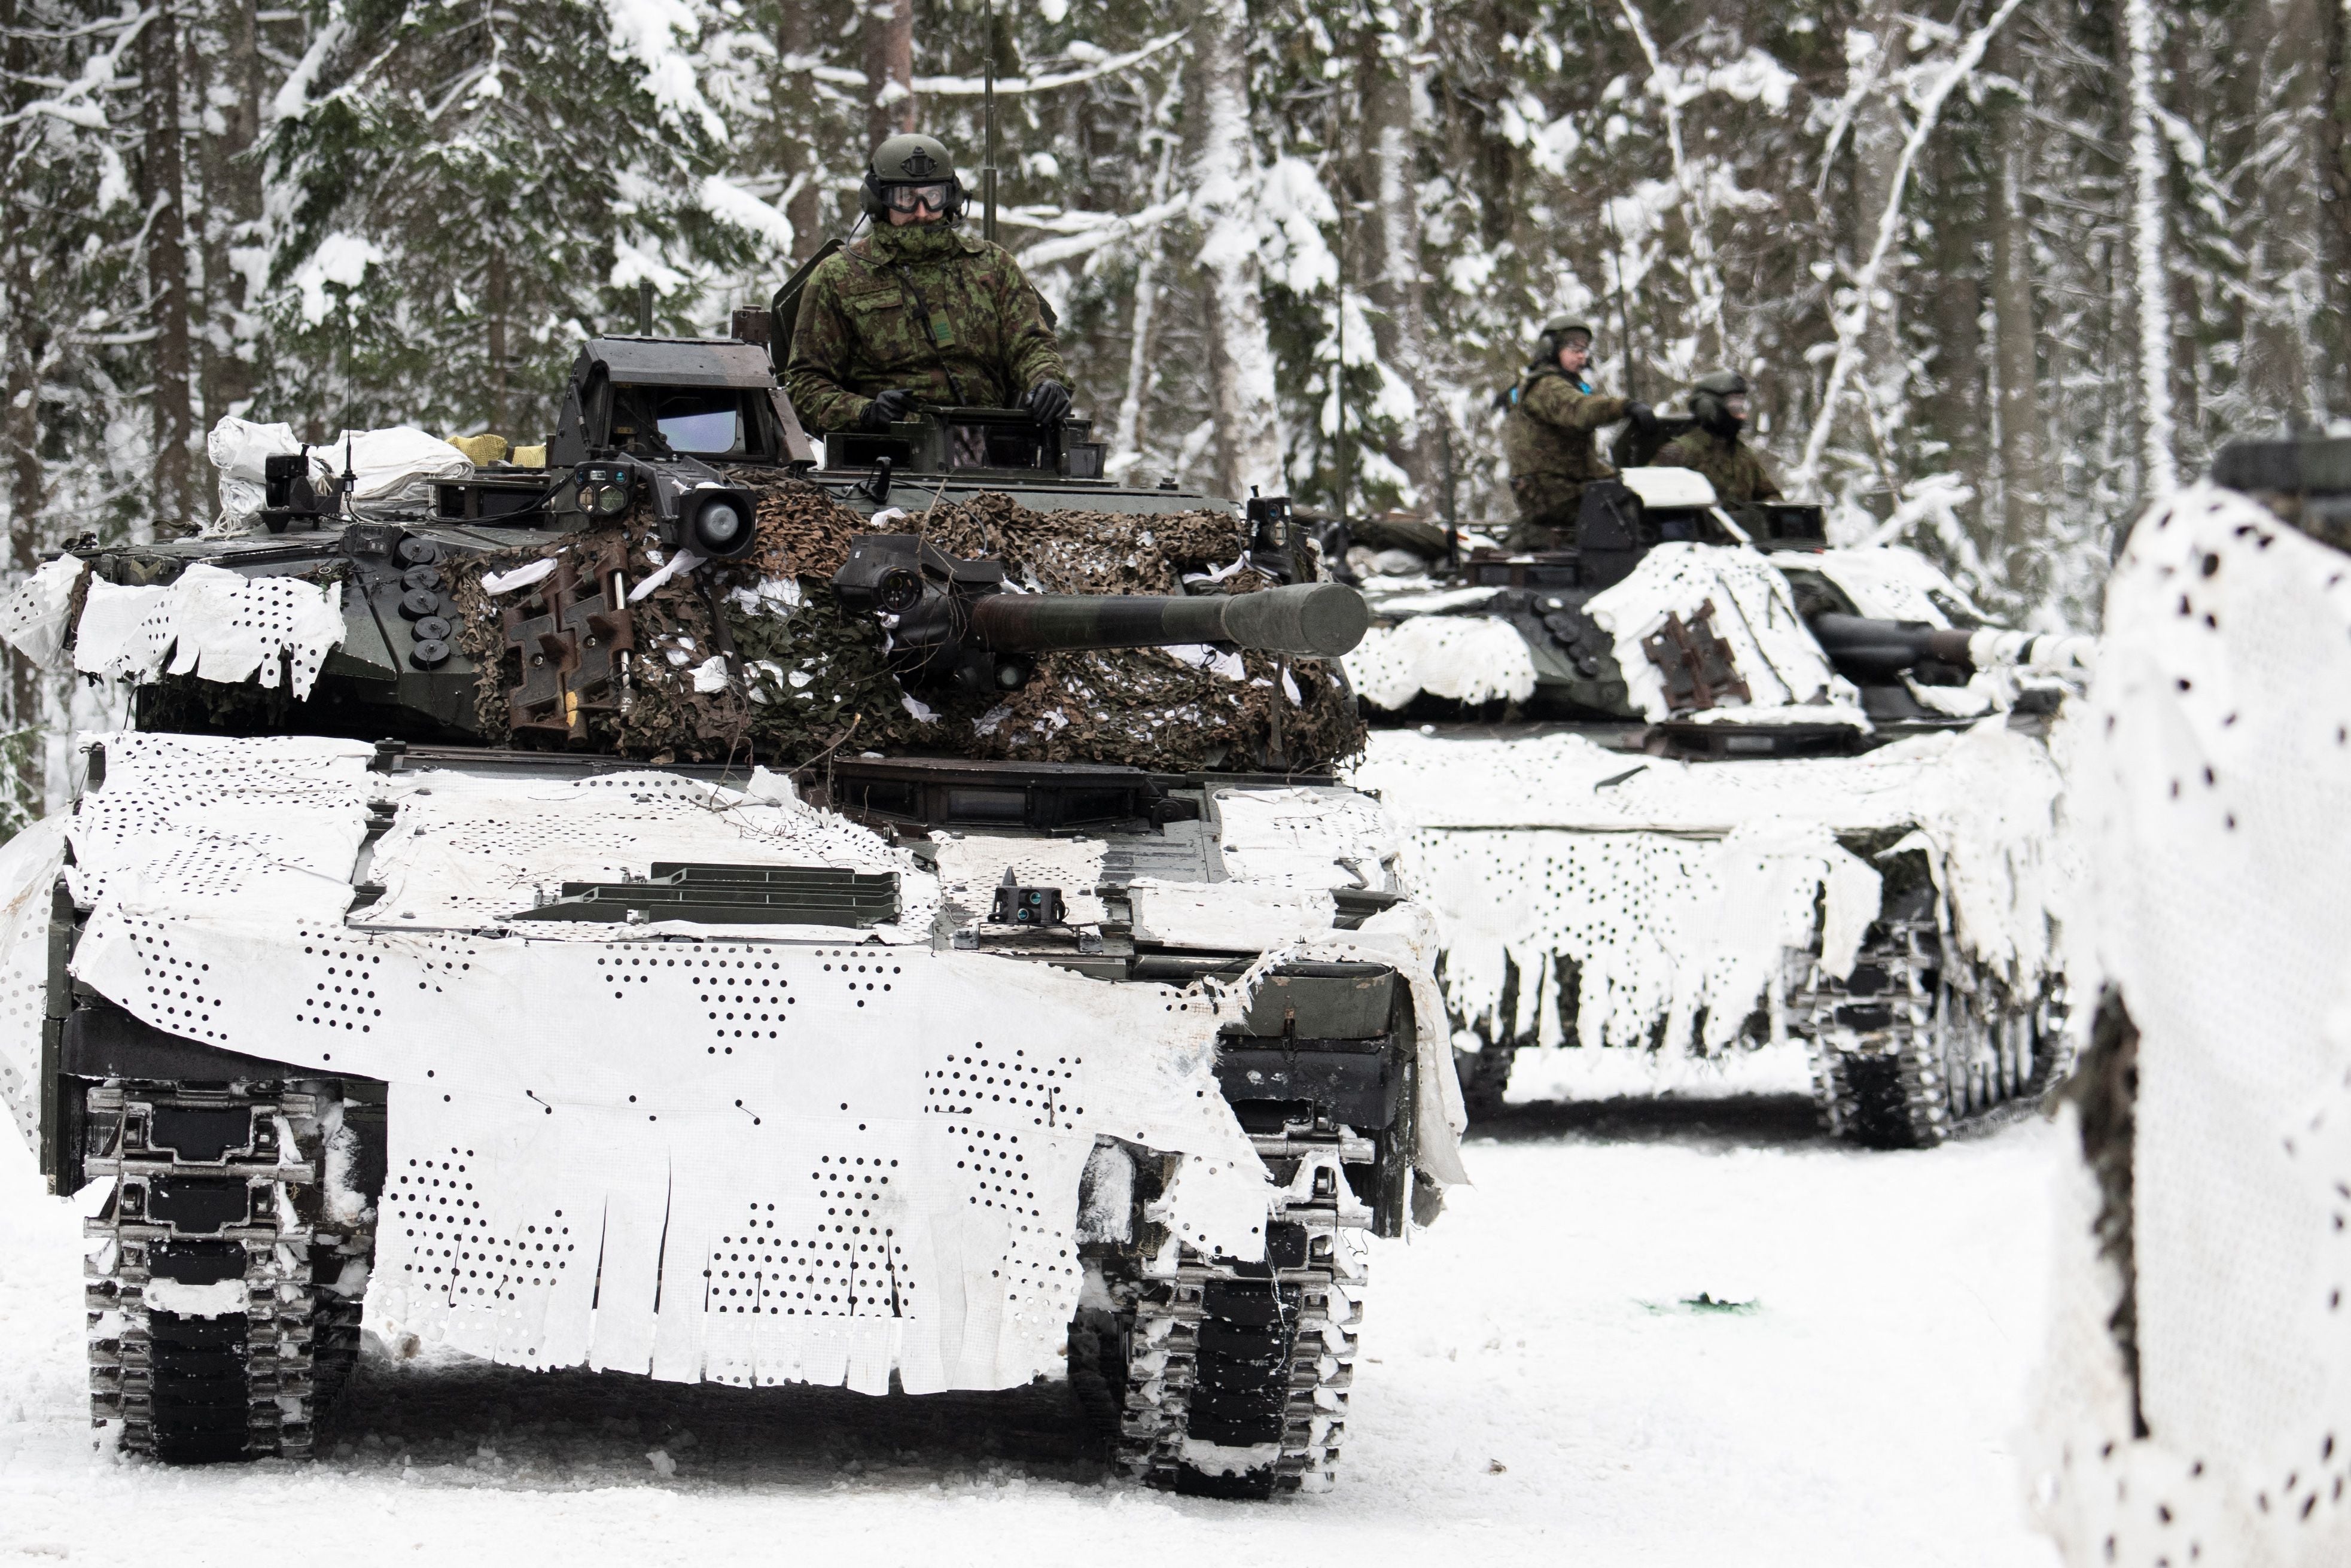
[1343,541,1865,724]
[2032,483,2351,1566]
[0,556,348,701]
[1346,721,2069,1054]
[1584,543,1868,726]
[0,732,1464,1393]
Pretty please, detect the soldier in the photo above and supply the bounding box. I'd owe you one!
[785,133,1073,436]
[1654,370,1783,504]
[1500,317,1655,550]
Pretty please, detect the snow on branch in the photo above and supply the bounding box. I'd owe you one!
[1614,0,1726,363]
[698,175,794,254]
[601,0,727,144]
[1009,197,1189,269]
[0,8,150,132]
[1793,0,2030,494]
[915,31,1185,96]
[784,32,1185,101]
[270,10,348,122]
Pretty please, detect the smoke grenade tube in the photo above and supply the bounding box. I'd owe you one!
[967,581,1369,657]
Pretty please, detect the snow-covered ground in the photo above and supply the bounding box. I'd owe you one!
[0,1055,2063,1567]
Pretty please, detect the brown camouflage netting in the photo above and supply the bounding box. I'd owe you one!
[453,476,1366,774]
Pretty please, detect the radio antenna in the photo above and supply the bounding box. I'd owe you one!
[982,0,1000,243]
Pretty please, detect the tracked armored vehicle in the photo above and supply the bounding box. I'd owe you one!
[1328,459,2087,1147]
[0,325,1463,1496]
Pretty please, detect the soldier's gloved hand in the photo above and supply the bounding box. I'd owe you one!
[1626,400,1659,434]
[1024,380,1073,426]
[860,389,921,430]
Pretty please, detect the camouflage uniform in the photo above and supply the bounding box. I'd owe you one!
[1502,369,1631,550]
[785,223,1067,435]
[1653,427,1784,504]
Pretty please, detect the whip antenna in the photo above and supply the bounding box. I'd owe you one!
[982,0,1000,243]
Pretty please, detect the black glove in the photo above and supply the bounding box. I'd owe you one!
[1626,400,1658,434]
[1024,380,1072,425]
[860,388,921,430]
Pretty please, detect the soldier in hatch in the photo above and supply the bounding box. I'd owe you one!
[785,133,1074,436]
[1500,317,1656,550]
[1654,370,1783,504]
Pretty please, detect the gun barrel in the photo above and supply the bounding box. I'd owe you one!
[1809,612,2097,683]
[967,581,1368,658]
[1808,613,1976,681]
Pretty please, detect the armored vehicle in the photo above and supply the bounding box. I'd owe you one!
[1327,462,2087,1147]
[0,324,1463,1497]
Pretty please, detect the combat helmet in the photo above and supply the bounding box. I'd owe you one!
[1689,370,1750,436]
[861,133,966,223]
[1530,315,1595,367]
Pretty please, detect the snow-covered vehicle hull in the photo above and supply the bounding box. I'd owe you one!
[1350,722,2067,1144]
[1,737,1448,1488]
[1335,471,2084,1145]
[0,332,1461,1494]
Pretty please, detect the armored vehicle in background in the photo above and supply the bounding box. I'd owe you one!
[1326,466,2087,1147]
[0,322,1463,1497]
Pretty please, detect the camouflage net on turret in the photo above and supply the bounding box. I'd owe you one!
[450,477,1366,774]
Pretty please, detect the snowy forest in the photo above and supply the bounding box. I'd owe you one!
[1,0,2343,793]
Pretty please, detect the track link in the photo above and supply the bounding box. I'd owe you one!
[1110,1240,1365,1496]
[1795,906,2061,1148]
[83,1082,370,1462]
[1077,1130,1374,1497]
[1451,1036,1518,1120]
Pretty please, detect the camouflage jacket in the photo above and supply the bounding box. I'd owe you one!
[1653,427,1783,504]
[1502,368,1630,489]
[784,223,1068,435]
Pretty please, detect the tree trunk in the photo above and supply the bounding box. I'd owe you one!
[1186,0,1283,497]
[2242,0,2323,425]
[1852,0,1907,386]
[1108,142,1177,482]
[486,242,508,434]
[2322,0,2351,414]
[2124,0,2177,496]
[142,0,195,535]
[1989,26,2045,573]
[863,0,913,148]
[1,0,44,817]
[1363,19,1435,504]
[1106,239,1162,481]
[196,0,260,431]
[1926,136,1983,496]
[779,0,824,260]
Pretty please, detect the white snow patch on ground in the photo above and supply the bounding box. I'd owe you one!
[0,1101,2060,1566]
[1504,1038,1819,1103]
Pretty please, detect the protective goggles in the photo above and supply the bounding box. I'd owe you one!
[882,182,954,214]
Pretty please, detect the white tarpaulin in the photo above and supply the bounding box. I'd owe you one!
[205,416,473,534]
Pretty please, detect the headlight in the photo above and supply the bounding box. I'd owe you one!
[683,489,760,559]
[594,483,631,516]
[696,501,744,550]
